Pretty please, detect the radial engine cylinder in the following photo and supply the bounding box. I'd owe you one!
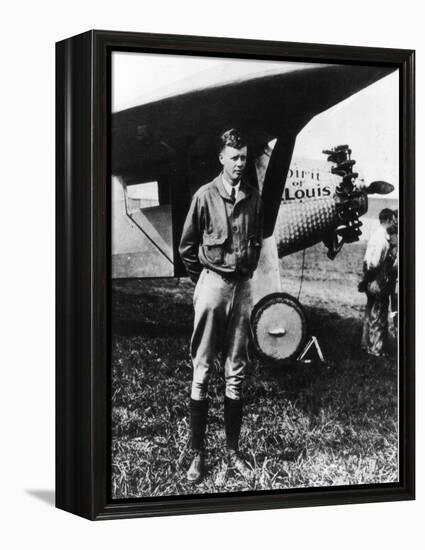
[274,192,368,258]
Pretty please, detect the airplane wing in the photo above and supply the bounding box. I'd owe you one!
[112,63,394,180]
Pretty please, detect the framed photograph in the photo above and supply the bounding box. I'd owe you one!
[56,30,415,520]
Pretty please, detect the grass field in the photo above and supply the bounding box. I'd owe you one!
[111,241,398,499]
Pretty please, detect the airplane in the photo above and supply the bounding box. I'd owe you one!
[111,62,396,364]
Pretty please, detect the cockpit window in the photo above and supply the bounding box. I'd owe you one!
[127,181,159,210]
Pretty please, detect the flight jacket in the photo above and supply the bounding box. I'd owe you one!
[179,174,263,282]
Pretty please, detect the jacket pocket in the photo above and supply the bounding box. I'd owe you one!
[202,233,227,265]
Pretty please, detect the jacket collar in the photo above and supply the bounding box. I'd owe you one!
[214,173,251,204]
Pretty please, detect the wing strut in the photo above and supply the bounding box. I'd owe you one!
[123,184,174,265]
[261,135,296,238]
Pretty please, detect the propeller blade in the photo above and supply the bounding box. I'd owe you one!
[366,181,394,195]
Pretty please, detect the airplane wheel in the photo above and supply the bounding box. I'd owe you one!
[250,292,307,365]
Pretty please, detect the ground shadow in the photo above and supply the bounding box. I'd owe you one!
[112,319,193,338]
[25,489,55,507]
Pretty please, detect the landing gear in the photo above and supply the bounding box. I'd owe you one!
[250,292,307,365]
[250,292,326,365]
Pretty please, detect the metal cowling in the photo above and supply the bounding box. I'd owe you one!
[274,198,337,257]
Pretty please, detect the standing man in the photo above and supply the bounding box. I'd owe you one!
[179,129,262,483]
[359,208,397,356]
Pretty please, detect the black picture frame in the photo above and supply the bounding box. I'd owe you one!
[56,29,415,520]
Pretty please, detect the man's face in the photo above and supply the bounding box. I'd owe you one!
[383,216,397,231]
[219,145,247,184]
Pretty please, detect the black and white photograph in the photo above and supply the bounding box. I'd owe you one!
[1,0,422,542]
[110,51,400,499]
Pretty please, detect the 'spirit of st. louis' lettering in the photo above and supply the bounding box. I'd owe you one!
[283,185,332,201]
[287,168,321,181]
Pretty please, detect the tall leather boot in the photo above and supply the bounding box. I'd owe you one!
[224,396,253,480]
[187,398,208,483]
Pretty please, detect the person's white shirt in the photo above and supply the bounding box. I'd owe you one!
[364,224,390,270]
[221,175,240,200]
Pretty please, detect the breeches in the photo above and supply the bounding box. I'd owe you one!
[190,269,252,401]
